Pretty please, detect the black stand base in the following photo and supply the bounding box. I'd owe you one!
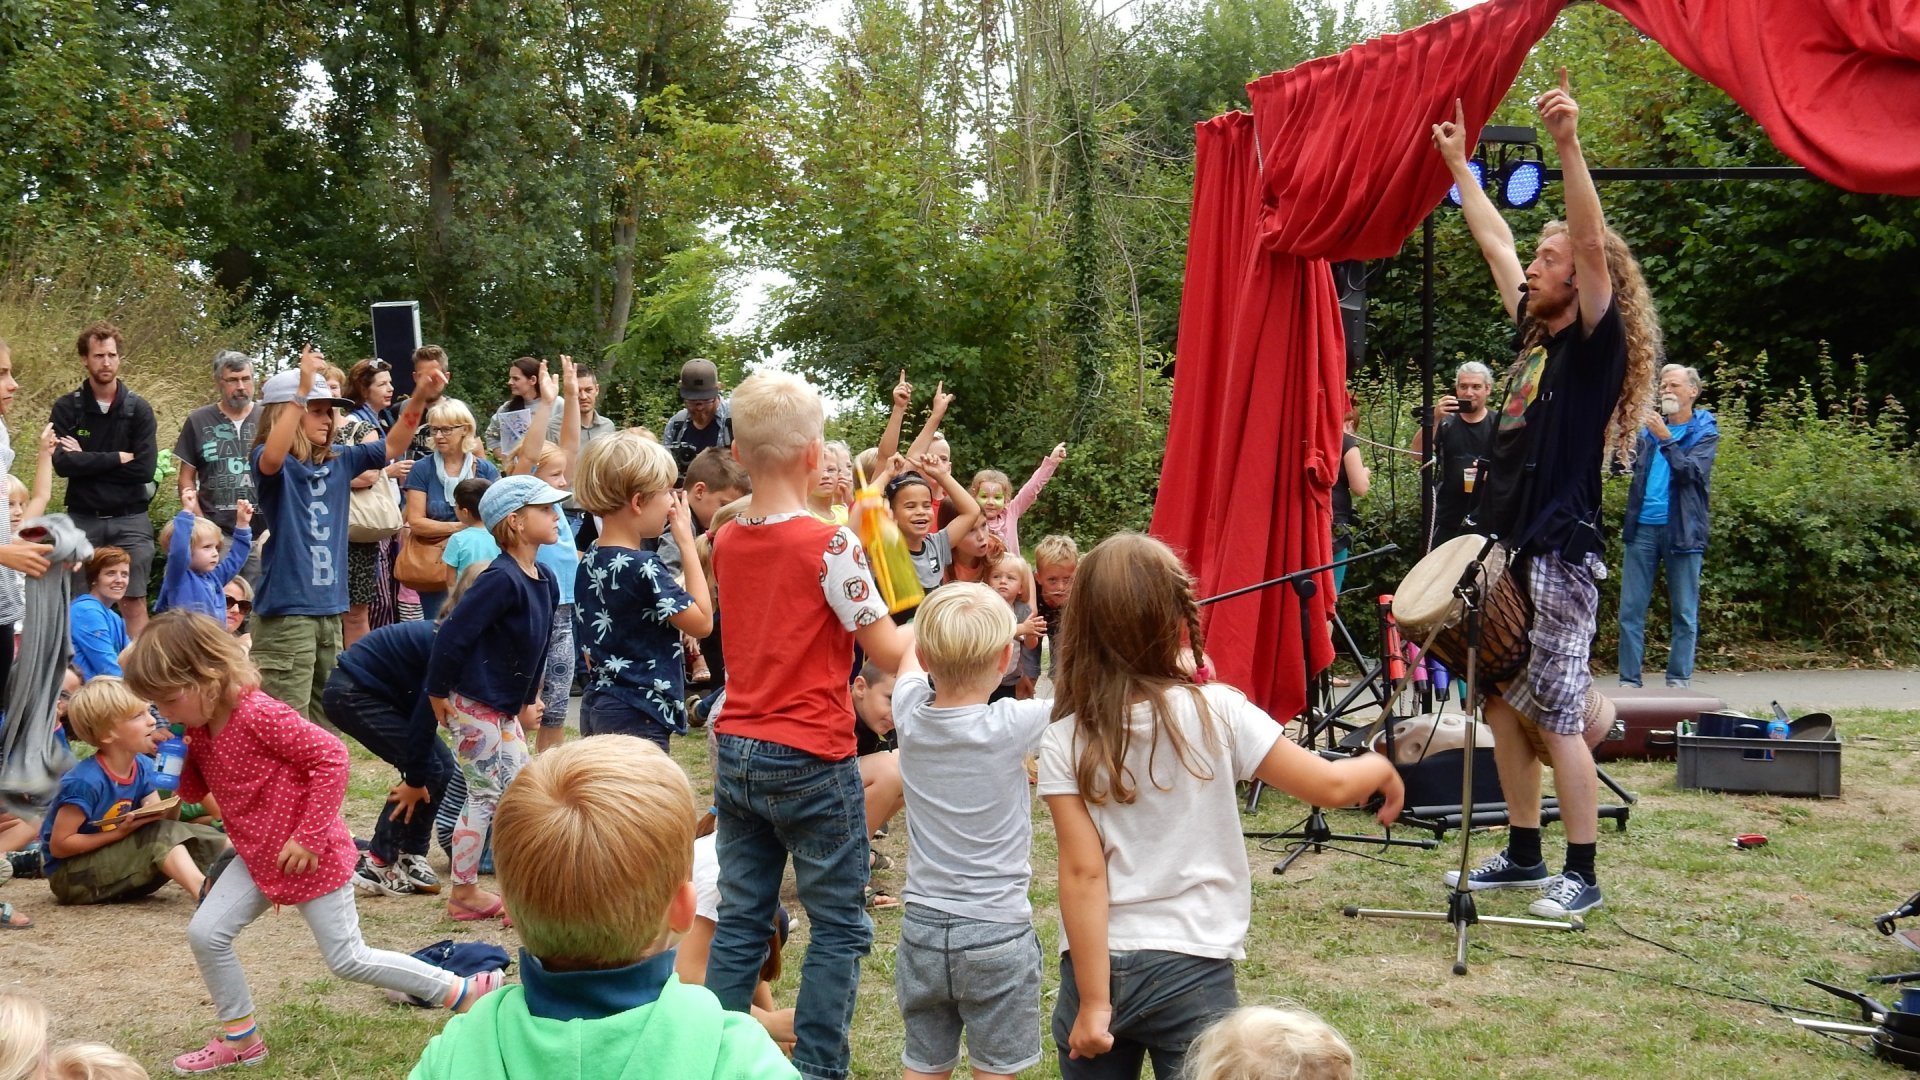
[1245,807,1437,876]
[1398,796,1633,839]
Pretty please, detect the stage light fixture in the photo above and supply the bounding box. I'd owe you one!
[1498,157,1544,209]
[1444,158,1484,208]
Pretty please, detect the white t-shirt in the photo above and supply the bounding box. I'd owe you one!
[1036,682,1283,960]
[692,832,721,923]
[893,673,1052,923]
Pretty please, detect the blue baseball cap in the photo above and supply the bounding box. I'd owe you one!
[479,475,568,530]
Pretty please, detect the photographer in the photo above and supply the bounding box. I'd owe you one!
[1410,361,1495,547]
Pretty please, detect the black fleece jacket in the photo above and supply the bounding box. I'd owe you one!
[50,381,158,517]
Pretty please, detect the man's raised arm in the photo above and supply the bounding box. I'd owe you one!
[1432,98,1525,321]
[1537,69,1611,333]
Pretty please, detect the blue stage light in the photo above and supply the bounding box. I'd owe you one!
[1499,158,1544,209]
[1445,159,1485,208]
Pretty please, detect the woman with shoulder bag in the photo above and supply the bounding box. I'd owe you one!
[402,399,499,620]
[342,360,410,645]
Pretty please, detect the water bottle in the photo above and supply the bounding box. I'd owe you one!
[1765,702,1791,761]
[154,724,187,793]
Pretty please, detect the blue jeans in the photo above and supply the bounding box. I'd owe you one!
[321,671,454,862]
[1617,522,1703,687]
[710,735,871,1080]
[580,693,674,754]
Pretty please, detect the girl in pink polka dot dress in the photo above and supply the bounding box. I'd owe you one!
[125,611,506,1075]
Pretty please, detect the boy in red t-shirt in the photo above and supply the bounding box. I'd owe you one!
[707,370,911,1080]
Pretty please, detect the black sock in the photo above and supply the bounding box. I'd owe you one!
[1507,827,1543,868]
[1565,842,1597,885]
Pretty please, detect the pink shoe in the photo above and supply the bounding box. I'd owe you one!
[453,969,509,1013]
[173,1037,268,1074]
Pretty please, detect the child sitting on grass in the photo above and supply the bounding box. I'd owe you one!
[38,677,228,905]
[154,489,253,621]
[441,477,500,577]
[707,371,910,1080]
[891,583,1054,1080]
[1185,1006,1356,1080]
[571,432,713,750]
[411,737,799,1079]
[0,990,151,1080]
[124,612,503,1074]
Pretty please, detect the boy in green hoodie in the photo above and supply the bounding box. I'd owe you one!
[410,736,799,1080]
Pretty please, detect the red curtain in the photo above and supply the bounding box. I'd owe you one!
[1152,0,1563,722]
[1153,111,1264,589]
[1602,0,1920,196]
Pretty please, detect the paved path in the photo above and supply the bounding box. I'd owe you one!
[1688,669,1920,714]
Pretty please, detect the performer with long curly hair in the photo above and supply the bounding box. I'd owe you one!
[1429,70,1659,919]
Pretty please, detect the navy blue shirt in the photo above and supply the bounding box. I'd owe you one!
[574,546,695,733]
[335,620,440,785]
[252,440,389,616]
[427,559,558,715]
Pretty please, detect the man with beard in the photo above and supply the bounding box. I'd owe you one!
[174,350,262,585]
[1430,72,1663,919]
[52,322,159,637]
[1411,361,1496,547]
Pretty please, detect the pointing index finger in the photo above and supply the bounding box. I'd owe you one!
[1559,66,1570,95]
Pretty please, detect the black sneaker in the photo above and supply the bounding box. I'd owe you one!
[1442,851,1551,891]
[4,842,43,881]
[352,853,418,897]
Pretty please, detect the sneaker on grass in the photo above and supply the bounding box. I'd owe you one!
[1528,872,1604,918]
[351,853,419,898]
[396,853,442,894]
[1442,850,1550,891]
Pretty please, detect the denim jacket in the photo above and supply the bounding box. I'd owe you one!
[1623,408,1719,554]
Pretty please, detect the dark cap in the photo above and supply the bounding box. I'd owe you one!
[679,359,720,402]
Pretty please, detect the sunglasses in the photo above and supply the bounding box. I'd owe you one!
[366,359,391,372]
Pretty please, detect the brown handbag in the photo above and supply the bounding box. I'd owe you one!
[395,528,453,592]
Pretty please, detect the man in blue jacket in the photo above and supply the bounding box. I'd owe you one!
[1618,363,1718,688]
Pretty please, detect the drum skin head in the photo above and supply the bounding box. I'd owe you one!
[1371,712,1497,766]
[1393,534,1505,635]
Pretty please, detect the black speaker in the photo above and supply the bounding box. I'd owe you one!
[1334,260,1367,372]
[371,302,422,396]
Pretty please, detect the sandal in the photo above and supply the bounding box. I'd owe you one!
[865,887,901,911]
[0,901,30,930]
[869,851,895,872]
[449,897,507,922]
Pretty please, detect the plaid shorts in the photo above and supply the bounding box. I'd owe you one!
[1498,552,1604,736]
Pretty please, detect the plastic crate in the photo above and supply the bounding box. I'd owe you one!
[1675,721,1842,798]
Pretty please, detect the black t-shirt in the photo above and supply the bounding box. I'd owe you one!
[1331,433,1361,528]
[1431,412,1494,545]
[1478,296,1628,559]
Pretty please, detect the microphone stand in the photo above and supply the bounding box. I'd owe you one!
[1213,547,1438,873]
[1341,535,1582,974]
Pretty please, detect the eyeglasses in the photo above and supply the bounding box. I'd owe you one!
[428,425,465,436]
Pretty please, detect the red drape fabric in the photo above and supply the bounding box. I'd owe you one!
[1153,111,1264,590]
[1601,0,1920,196]
[1152,0,1563,722]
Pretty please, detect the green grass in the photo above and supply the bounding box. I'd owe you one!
[76,711,1920,1078]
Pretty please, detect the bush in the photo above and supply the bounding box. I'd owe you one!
[1345,350,1920,668]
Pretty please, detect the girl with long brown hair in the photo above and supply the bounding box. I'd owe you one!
[1037,533,1402,1077]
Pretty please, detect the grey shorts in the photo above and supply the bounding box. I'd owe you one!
[896,905,1044,1075]
[75,512,156,598]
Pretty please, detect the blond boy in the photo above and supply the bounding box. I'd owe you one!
[411,737,797,1079]
[891,583,1052,1080]
[706,371,911,1080]
[39,678,227,904]
[569,432,713,749]
[1019,535,1078,692]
